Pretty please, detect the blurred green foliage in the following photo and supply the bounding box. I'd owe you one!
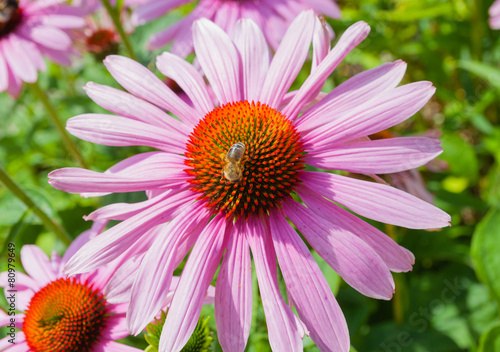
[1,0,500,351]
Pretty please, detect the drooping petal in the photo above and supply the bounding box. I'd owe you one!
[159,214,228,352]
[231,18,270,102]
[3,35,37,83]
[193,18,242,104]
[131,0,191,25]
[283,21,370,120]
[156,52,214,116]
[103,55,200,127]
[246,217,304,352]
[301,171,451,229]
[296,60,407,132]
[306,137,443,174]
[215,222,252,352]
[127,202,211,335]
[283,199,395,299]
[269,210,350,351]
[259,10,315,109]
[297,186,415,272]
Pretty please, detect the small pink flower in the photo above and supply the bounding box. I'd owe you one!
[0,0,85,97]
[490,0,500,29]
[0,221,213,351]
[49,11,450,352]
[132,0,340,55]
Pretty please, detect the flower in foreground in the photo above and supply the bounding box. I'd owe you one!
[49,11,451,352]
[0,0,85,97]
[490,0,500,29]
[131,0,340,55]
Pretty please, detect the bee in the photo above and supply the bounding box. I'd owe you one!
[220,142,247,183]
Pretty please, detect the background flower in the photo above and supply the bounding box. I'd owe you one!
[49,11,449,352]
[0,0,85,97]
[131,0,340,55]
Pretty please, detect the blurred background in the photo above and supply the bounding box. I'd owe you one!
[1,0,500,351]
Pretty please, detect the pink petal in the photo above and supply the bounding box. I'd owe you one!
[297,60,407,132]
[306,137,443,174]
[3,35,37,83]
[37,45,72,66]
[311,15,332,70]
[103,55,201,127]
[193,18,242,104]
[127,202,210,334]
[95,339,143,352]
[215,222,252,352]
[283,199,395,299]
[62,220,107,264]
[83,82,191,136]
[156,52,213,116]
[159,214,228,352]
[259,10,315,109]
[64,193,194,275]
[0,337,27,351]
[246,217,304,351]
[21,246,57,288]
[308,0,342,18]
[231,19,270,102]
[297,186,415,272]
[21,25,72,51]
[0,45,9,92]
[269,210,350,351]
[39,14,86,28]
[303,82,436,151]
[131,0,191,25]
[284,21,370,121]
[103,313,129,340]
[48,153,188,194]
[66,114,186,153]
[301,171,451,229]
[87,189,194,221]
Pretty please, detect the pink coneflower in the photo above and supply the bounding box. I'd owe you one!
[490,0,500,29]
[132,0,340,54]
[0,221,213,351]
[49,11,450,351]
[0,221,143,351]
[0,0,85,97]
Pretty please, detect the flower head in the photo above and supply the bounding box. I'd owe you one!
[0,0,85,97]
[132,0,340,55]
[49,11,450,352]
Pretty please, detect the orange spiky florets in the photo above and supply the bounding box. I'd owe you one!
[185,100,305,219]
[23,278,107,352]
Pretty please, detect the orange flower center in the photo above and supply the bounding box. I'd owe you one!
[23,278,108,352]
[185,100,305,218]
[86,29,119,60]
[0,0,22,37]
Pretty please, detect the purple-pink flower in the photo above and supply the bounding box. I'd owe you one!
[132,0,340,55]
[0,0,85,97]
[0,221,141,351]
[49,11,450,352]
[490,0,500,29]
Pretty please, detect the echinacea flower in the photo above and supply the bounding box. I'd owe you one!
[132,0,340,55]
[0,0,85,97]
[491,0,500,29]
[49,11,451,352]
[0,221,214,351]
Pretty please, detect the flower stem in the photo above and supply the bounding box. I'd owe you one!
[100,0,137,60]
[29,82,87,168]
[385,224,405,325]
[0,166,72,246]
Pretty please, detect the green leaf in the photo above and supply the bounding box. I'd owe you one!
[471,208,500,303]
[477,323,500,352]
[459,60,500,91]
[440,132,479,183]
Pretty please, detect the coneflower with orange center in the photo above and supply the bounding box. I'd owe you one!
[50,11,450,352]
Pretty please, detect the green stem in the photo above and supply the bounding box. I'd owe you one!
[385,224,404,325]
[101,0,137,60]
[29,82,87,168]
[0,167,72,246]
